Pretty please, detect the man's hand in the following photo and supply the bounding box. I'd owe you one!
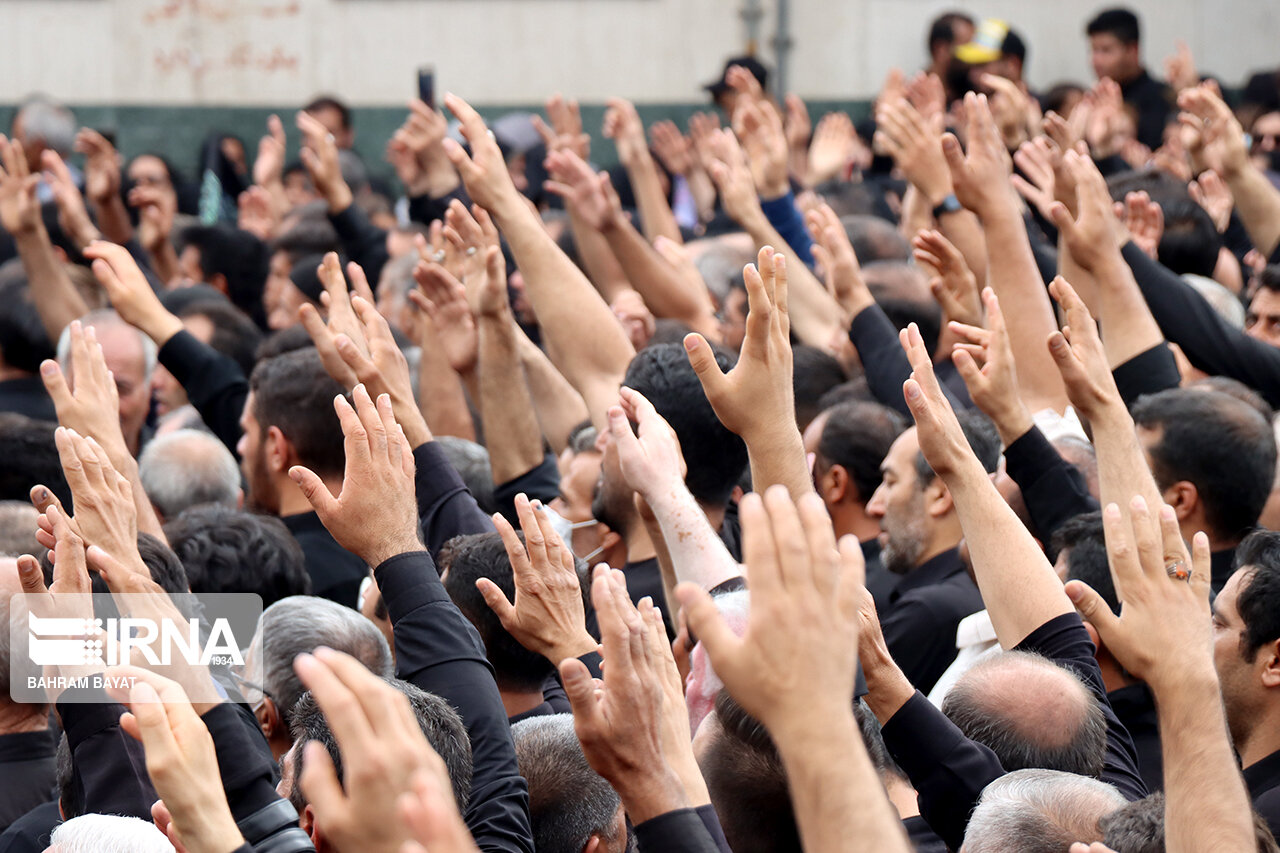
[805,202,871,321]
[84,240,184,344]
[875,98,952,206]
[610,386,687,504]
[560,566,686,824]
[640,595,711,806]
[602,98,648,167]
[478,493,597,665]
[237,186,279,241]
[412,260,480,374]
[1115,190,1164,259]
[677,487,865,738]
[533,94,591,160]
[297,110,353,213]
[52,426,146,575]
[898,322,983,480]
[1045,276,1127,424]
[129,183,178,256]
[75,128,122,207]
[289,385,422,568]
[42,149,101,249]
[981,74,1035,150]
[913,229,981,329]
[705,127,764,227]
[41,320,133,472]
[1048,151,1127,272]
[1010,137,1060,222]
[295,647,466,853]
[806,112,857,186]
[734,100,790,199]
[649,120,694,176]
[544,149,622,232]
[942,93,1013,218]
[1164,40,1199,94]
[1188,171,1233,233]
[107,669,245,853]
[1066,497,1212,689]
[684,247,795,446]
[441,93,523,216]
[1178,84,1250,178]
[949,288,1034,446]
[0,135,41,236]
[253,113,288,189]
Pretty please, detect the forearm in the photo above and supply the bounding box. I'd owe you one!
[1224,165,1280,258]
[417,329,476,441]
[515,331,589,454]
[898,185,932,246]
[16,228,90,342]
[1156,669,1257,853]
[625,152,683,245]
[602,220,717,328]
[644,483,742,592]
[740,209,845,348]
[937,209,988,286]
[981,204,1067,412]
[145,239,182,287]
[477,313,545,485]
[759,191,815,267]
[93,196,135,246]
[568,211,632,303]
[1090,252,1166,370]
[1091,403,1165,537]
[745,426,814,503]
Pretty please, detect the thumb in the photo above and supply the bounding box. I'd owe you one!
[1048,201,1076,235]
[39,360,71,407]
[951,347,985,391]
[940,133,965,174]
[1064,580,1121,642]
[16,554,49,594]
[682,333,727,398]
[475,578,516,628]
[288,466,338,519]
[558,658,603,725]
[1046,331,1080,379]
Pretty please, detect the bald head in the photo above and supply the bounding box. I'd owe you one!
[138,429,241,521]
[942,651,1107,777]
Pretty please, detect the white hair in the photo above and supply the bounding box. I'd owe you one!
[49,814,174,852]
[56,310,158,381]
[138,428,240,519]
[963,768,1127,853]
[16,96,76,155]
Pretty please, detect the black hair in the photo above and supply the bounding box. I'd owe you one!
[271,218,341,261]
[792,345,848,430]
[255,325,315,362]
[164,505,311,605]
[815,377,874,410]
[175,299,264,378]
[843,215,911,263]
[623,343,749,506]
[1001,29,1028,64]
[1053,512,1116,612]
[440,532,557,692]
[817,401,907,503]
[699,689,802,853]
[0,413,70,509]
[879,296,943,360]
[303,96,352,131]
[1131,389,1276,542]
[0,278,55,373]
[1157,197,1222,278]
[1257,266,1280,294]
[1086,8,1141,44]
[56,734,82,819]
[249,348,348,478]
[928,11,975,51]
[1042,83,1086,116]
[1235,531,1280,661]
[1102,792,1280,853]
[914,408,1001,482]
[176,225,271,329]
[288,678,472,811]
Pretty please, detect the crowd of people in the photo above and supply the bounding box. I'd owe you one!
[2,4,1280,851]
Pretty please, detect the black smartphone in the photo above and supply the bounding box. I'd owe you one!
[417,66,435,110]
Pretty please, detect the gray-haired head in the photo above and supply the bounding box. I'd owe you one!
[139,428,240,520]
[435,436,497,515]
[48,813,175,853]
[0,501,41,559]
[56,309,158,381]
[963,768,1127,853]
[247,595,393,728]
[15,95,76,157]
[513,714,624,853]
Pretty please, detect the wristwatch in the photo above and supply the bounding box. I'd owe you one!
[932,193,964,218]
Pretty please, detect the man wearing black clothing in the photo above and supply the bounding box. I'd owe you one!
[866,415,998,693]
[0,573,55,835]
[1086,8,1173,149]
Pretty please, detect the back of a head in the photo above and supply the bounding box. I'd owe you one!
[16,96,76,155]
[928,11,975,51]
[792,346,848,431]
[1054,512,1118,612]
[942,651,1107,777]
[698,690,802,853]
[1190,376,1274,423]
[624,343,748,506]
[177,224,271,327]
[1086,7,1140,43]
[139,429,240,519]
[435,436,498,516]
[176,299,264,377]
[255,595,393,727]
[0,500,40,558]
[58,309,157,381]
[164,505,310,603]
[249,348,348,478]
[1158,198,1222,278]
[0,413,68,507]
[441,532,555,691]
[818,400,906,503]
[272,212,341,261]
[512,714,624,853]
[49,813,175,853]
[916,408,1001,482]
[841,214,911,263]
[1131,389,1277,542]
[0,278,56,373]
[290,678,472,811]
[1102,792,1280,853]
[964,769,1127,853]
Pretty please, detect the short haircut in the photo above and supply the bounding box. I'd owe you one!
[943,652,1108,778]
[1158,197,1222,278]
[176,224,271,328]
[272,213,340,261]
[251,595,393,728]
[1131,389,1277,541]
[0,413,69,508]
[0,500,41,558]
[1055,511,1118,612]
[698,689,802,853]
[928,11,975,51]
[138,429,241,519]
[175,299,264,378]
[817,401,907,503]
[1190,376,1273,422]
[289,678,472,810]
[0,278,55,373]
[440,532,556,691]
[48,814,175,853]
[963,769,1127,853]
[304,96,352,131]
[792,345,848,430]
[513,714,623,853]
[1086,8,1141,44]
[249,348,348,478]
[915,407,1001,483]
[1234,532,1280,661]
[435,436,498,516]
[1258,265,1280,294]
[164,505,310,604]
[1101,792,1280,853]
[624,343,749,506]
[841,214,911,262]
[38,533,189,604]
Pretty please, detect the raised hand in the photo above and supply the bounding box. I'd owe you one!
[297,110,353,212]
[237,185,279,241]
[75,128,122,207]
[289,385,422,569]
[1188,170,1233,233]
[806,112,857,186]
[949,288,1033,445]
[533,94,590,160]
[253,113,288,189]
[1115,190,1164,259]
[610,385,687,503]
[784,94,812,154]
[734,100,789,199]
[0,135,40,236]
[942,93,1013,217]
[913,229,981,328]
[41,320,132,467]
[1178,83,1250,178]
[1010,137,1060,221]
[649,120,694,176]
[1048,150,1129,271]
[602,97,648,167]
[1045,277,1125,423]
[1164,40,1199,94]
[805,202,871,319]
[875,97,953,206]
[128,183,178,256]
[478,493,596,665]
[543,148,622,232]
[42,149,101,248]
[48,426,145,569]
[412,260,479,374]
[704,127,763,227]
[83,239,183,344]
[898,323,980,479]
[442,93,521,215]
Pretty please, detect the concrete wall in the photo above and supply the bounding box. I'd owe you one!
[2,0,1277,107]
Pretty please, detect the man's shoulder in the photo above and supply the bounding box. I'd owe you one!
[889,572,983,620]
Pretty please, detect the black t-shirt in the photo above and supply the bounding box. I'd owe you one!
[1244,749,1280,840]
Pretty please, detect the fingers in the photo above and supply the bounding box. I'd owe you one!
[1101,501,1145,592]
[288,464,339,519]
[1063,580,1122,643]
[682,333,727,400]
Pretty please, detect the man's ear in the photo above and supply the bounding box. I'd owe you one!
[1260,640,1280,689]
[301,804,322,848]
[582,836,602,853]
[1164,480,1199,521]
[822,465,850,505]
[265,425,292,475]
[597,523,623,554]
[926,478,955,518]
[210,272,229,296]
[255,695,282,739]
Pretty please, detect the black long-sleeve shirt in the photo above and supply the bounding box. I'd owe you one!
[1122,241,1280,407]
[848,306,971,420]
[0,730,55,834]
[281,510,368,608]
[156,328,248,454]
[1112,343,1182,408]
[328,204,390,287]
[413,441,495,561]
[1245,749,1280,840]
[375,549,533,853]
[633,807,723,853]
[1002,425,1098,546]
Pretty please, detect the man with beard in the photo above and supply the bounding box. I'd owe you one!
[865,410,999,692]
[237,347,366,606]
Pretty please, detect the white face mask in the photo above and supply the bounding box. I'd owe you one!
[542,505,605,564]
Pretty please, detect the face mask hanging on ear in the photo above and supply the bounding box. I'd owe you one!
[541,504,604,564]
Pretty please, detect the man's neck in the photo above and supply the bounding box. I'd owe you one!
[884,774,920,820]
[277,477,341,518]
[1239,706,1280,768]
[624,519,657,565]
[499,689,546,719]
[830,503,881,544]
[0,702,49,734]
[915,530,962,570]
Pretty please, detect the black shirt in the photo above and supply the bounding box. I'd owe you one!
[881,548,984,694]
[1003,425,1098,547]
[0,377,56,423]
[281,511,368,608]
[0,730,56,834]
[1120,68,1175,151]
[903,814,948,853]
[1244,749,1280,840]
[1108,683,1162,792]
[1211,548,1238,596]
[156,329,248,455]
[0,801,59,853]
[862,538,899,615]
[848,306,971,421]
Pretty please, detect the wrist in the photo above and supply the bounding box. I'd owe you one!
[367,538,426,571]
[615,766,688,825]
[547,632,599,665]
[326,185,354,215]
[993,405,1035,448]
[141,311,185,348]
[921,181,957,210]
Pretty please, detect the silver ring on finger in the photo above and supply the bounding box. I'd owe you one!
[1165,559,1192,582]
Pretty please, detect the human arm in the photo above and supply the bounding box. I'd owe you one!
[389,100,462,202]
[128,183,181,285]
[913,228,982,361]
[678,488,911,853]
[251,113,290,221]
[76,128,132,246]
[515,330,590,455]
[604,98,681,245]
[734,100,815,267]
[685,248,812,500]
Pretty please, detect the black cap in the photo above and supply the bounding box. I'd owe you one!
[704,55,769,96]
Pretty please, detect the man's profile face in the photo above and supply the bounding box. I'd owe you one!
[550,447,604,560]
[127,155,172,191]
[237,393,278,514]
[264,251,307,331]
[1212,568,1263,747]
[1246,288,1280,349]
[865,428,930,574]
[1089,33,1137,82]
